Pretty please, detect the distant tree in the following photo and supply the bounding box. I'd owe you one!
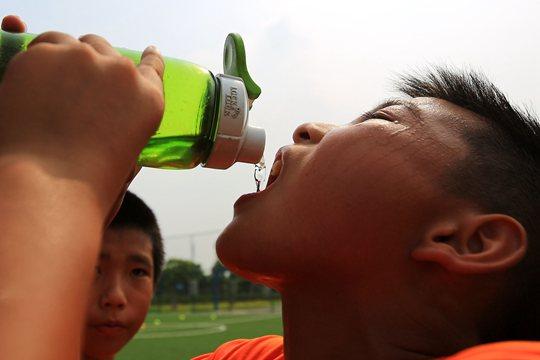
[157,259,204,307]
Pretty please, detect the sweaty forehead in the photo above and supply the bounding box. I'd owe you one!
[372,97,486,174]
[403,97,481,156]
[408,97,486,130]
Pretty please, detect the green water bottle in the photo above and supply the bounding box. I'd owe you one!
[0,30,265,170]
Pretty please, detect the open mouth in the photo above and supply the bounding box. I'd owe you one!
[266,149,283,189]
[234,148,286,207]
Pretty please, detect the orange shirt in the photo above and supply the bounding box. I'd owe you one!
[192,336,540,360]
[443,341,540,359]
[191,336,284,360]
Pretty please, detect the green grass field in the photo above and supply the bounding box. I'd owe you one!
[116,303,283,360]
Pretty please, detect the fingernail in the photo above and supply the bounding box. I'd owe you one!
[144,45,160,55]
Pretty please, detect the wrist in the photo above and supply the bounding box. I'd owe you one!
[0,153,122,220]
[0,154,106,222]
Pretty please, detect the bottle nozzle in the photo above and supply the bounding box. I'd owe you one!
[237,126,265,164]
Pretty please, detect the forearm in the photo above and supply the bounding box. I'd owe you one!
[0,157,104,359]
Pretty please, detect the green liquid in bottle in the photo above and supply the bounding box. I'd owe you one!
[119,49,218,169]
[0,31,219,169]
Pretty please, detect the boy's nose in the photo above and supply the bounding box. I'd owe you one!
[100,282,127,310]
[293,122,337,144]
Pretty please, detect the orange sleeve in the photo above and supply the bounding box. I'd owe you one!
[442,341,540,360]
[191,335,284,360]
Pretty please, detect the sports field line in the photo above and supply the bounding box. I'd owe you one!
[218,313,280,325]
[134,313,281,340]
[135,323,226,339]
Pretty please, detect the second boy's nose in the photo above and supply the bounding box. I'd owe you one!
[100,280,127,310]
[293,122,337,144]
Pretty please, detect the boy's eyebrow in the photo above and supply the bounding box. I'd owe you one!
[98,252,153,269]
[355,98,422,123]
[128,253,153,269]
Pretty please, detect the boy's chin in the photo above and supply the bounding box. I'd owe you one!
[84,332,130,360]
[216,234,284,289]
[83,347,119,360]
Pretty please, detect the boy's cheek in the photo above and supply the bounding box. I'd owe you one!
[130,289,153,325]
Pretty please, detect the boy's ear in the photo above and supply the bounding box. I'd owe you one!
[411,214,527,274]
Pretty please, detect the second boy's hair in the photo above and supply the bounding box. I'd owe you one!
[109,191,165,283]
[398,67,540,341]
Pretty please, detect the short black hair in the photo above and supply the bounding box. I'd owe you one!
[109,191,164,284]
[398,67,540,341]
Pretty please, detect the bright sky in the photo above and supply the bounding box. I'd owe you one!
[3,0,539,272]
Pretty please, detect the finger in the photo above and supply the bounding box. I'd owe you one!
[28,31,78,48]
[137,45,165,92]
[1,15,26,33]
[79,34,120,57]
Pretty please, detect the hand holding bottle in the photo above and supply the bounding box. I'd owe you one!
[0,18,164,216]
[0,15,165,359]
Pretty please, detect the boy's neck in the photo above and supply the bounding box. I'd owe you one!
[280,282,478,360]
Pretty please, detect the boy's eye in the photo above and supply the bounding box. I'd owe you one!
[372,111,393,122]
[95,266,102,277]
[131,268,150,277]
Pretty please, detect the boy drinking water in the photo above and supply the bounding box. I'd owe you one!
[196,70,540,358]
[2,13,540,360]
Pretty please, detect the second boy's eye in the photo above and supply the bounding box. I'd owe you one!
[131,268,150,277]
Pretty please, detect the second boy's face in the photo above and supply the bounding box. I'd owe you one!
[217,97,483,289]
[84,228,154,359]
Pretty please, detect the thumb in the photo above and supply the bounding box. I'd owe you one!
[137,45,165,94]
[1,15,27,33]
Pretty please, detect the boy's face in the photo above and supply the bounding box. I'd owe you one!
[217,97,482,288]
[84,227,154,359]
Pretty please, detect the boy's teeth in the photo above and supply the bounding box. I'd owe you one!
[270,160,282,177]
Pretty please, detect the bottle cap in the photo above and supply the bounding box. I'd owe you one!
[203,34,265,169]
[203,74,265,169]
[222,33,261,103]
